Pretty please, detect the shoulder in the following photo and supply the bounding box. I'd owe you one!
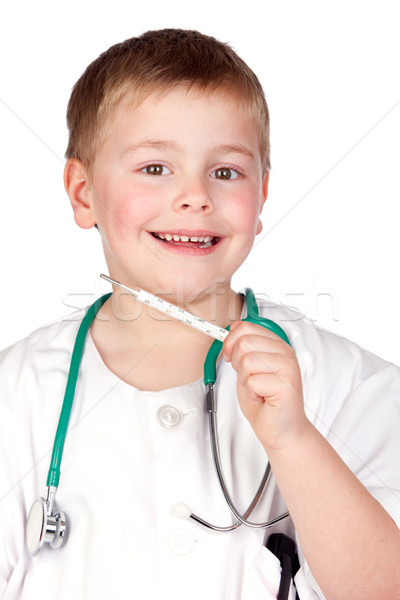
[0,309,85,396]
[255,295,395,375]
[0,308,85,354]
[0,309,88,509]
[254,295,400,421]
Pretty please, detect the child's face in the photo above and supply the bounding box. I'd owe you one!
[77,87,268,300]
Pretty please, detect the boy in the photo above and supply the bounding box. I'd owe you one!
[0,28,399,600]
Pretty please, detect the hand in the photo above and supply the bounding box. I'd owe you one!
[223,320,307,451]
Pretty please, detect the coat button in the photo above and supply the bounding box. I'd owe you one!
[168,529,196,555]
[157,405,183,429]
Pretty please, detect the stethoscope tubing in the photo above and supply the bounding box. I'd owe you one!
[27,287,292,558]
[208,395,289,529]
[187,289,291,531]
[46,293,112,488]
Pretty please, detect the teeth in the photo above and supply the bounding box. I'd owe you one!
[154,232,216,244]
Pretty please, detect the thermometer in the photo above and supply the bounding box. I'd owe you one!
[100,274,229,342]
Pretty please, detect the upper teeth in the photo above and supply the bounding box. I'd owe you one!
[156,233,212,243]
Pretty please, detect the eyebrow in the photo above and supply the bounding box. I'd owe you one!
[121,139,255,160]
[213,144,255,160]
[121,139,178,156]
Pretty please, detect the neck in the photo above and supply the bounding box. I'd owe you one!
[90,284,244,391]
[106,284,241,343]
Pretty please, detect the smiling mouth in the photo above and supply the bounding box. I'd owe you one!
[151,232,220,248]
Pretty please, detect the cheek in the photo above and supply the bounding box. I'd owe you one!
[229,195,261,236]
[98,183,159,238]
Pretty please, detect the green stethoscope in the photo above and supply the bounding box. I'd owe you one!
[26,285,291,557]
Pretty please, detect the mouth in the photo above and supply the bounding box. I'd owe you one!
[150,231,221,249]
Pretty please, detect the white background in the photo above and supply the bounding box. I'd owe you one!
[1,0,399,364]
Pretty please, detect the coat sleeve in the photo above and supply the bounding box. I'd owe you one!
[324,363,400,526]
[264,302,400,599]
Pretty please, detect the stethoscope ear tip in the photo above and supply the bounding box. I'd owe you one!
[171,502,192,520]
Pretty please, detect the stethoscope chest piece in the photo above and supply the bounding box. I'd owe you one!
[26,497,66,557]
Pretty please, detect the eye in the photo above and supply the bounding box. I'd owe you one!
[211,167,240,180]
[142,164,171,176]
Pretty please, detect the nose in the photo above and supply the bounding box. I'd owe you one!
[172,176,214,214]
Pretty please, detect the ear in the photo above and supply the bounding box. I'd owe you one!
[64,159,97,229]
[256,171,269,235]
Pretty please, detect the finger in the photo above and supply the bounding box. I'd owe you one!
[235,351,283,386]
[223,321,282,361]
[230,335,287,371]
[242,373,282,404]
[243,372,302,405]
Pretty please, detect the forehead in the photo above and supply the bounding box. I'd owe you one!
[100,86,260,156]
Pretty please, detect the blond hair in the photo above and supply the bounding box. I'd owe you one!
[65,29,270,172]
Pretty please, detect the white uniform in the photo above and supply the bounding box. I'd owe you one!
[0,298,399,599]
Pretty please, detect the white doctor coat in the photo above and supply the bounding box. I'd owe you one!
[0,298,399,599]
